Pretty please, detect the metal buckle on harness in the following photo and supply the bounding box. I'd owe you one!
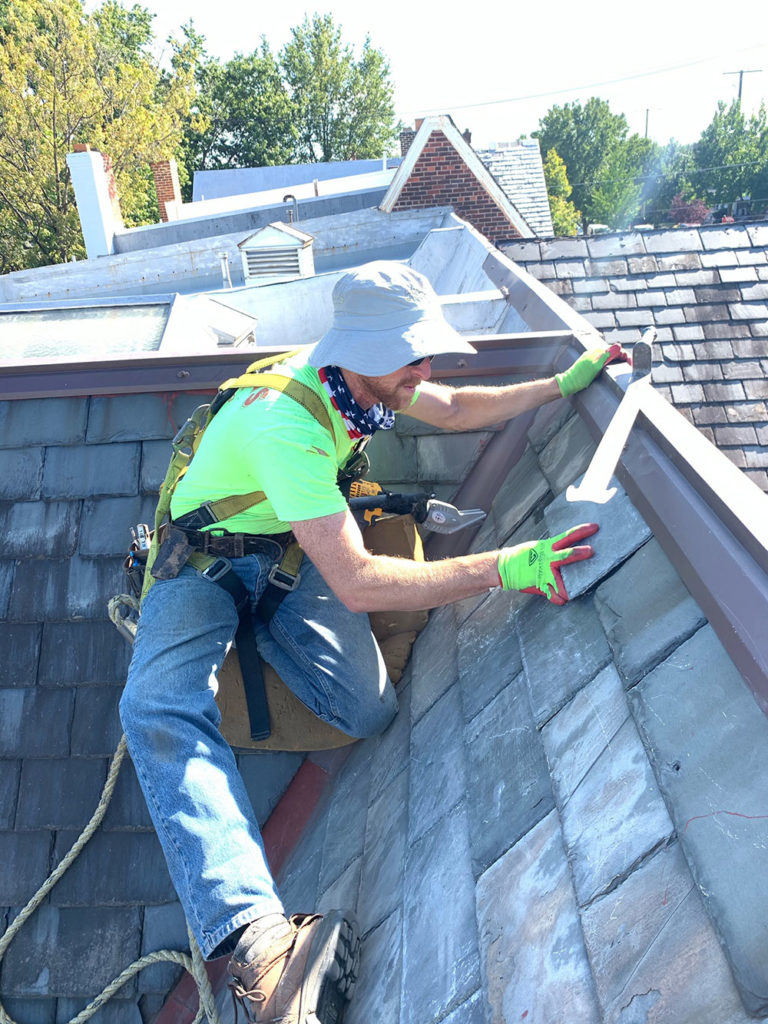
[267,562,301,591]
[201,557,232,582]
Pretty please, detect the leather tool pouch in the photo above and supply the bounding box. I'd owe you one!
[150,525,194,581]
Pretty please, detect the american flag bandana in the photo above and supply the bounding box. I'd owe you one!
[318,365,395,439]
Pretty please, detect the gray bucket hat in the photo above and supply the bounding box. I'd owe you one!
[308,261,477,375]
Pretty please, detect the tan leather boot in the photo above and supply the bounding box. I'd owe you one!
[228,910,360,1024]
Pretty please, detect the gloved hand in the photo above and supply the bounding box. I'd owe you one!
[497,523,599,605]
[555,344,630,397]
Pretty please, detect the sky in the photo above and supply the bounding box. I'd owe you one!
[131,0,768,150]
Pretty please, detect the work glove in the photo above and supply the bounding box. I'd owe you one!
[555,344,630,397]
[497,523,599,606]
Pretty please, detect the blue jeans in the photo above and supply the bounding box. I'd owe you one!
[119,553,397,959]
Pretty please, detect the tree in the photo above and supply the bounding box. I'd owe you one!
[668,192,710,224]
[178,36,296,192]
[0,0,195,271]
[693,100,768,211]
[280,14,398,162]
[542,148,580,236]
[638,140,697,225]
[534,97,655,231]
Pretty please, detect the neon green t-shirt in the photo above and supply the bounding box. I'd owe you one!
[171,351,357,534]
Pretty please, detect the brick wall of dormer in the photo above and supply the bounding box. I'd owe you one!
[392,131,522,244]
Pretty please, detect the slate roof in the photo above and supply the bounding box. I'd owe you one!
[2,223,768,1024]
[502,222,768,492]
[475,139,554,239]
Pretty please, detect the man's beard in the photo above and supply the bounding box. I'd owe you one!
[355,372,421,411]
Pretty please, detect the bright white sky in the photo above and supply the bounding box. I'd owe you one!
[136,0,768,149]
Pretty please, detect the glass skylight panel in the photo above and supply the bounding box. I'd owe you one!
[1,304,170,359]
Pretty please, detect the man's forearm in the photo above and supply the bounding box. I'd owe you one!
[413,377,561,431]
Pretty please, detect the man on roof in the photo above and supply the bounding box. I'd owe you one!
[119,261,627,1024]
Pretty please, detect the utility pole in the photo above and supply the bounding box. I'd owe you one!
[724,69,762,102]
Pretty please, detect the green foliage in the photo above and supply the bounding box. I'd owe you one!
[280,13,397,162]
[638,141,697,225]
[535,97,656,231]
[542,148,580,236]
[0,0,195,269]
[693,100,768,211]
[178,38,296,192]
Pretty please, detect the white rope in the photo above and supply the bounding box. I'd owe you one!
[0,736,222,1024]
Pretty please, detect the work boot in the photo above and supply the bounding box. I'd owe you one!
[228,910,360,1024]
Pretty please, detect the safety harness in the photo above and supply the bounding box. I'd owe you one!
[134,348,356,743]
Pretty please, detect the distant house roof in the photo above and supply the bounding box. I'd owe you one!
[475,139,554,238]
[193,159,402,202]
[381,115,534,242]
[502,222,768,493]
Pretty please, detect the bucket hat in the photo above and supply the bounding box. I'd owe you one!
[308,261,477,375]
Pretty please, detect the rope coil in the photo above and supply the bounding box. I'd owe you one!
[0,736,222,1024]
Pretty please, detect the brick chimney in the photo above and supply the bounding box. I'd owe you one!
[151,158,182,222]
[400,126,417,157]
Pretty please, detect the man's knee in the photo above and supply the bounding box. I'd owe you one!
[340,674,398,739]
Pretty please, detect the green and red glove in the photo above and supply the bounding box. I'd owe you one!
[555,344,630,397]
[497,523,599,605]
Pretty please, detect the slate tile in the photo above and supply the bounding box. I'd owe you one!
[276,804,327,915]
[438,990,487,1024]
[0,501,80,559]
[1,999,56,1024]
[0,397,88,449]
[139,440,172,495]
[39,622,132,686]
[0,561,14,619]
[0,905,141,997]
[409,686,466,844]
[358,768,407,935]
[55,1000,142,1024]
[317,748,372,894]
[0,832,52,905]
[42,444,140,500]
[8,557,125,622]
[0,623,42,687]
[458,587,522,722]
[101,756,154,831]
[0,448,44,500]
[237,750,305,827]
[87,395,180,444]
[545,478,652,600]
[630,625,768,1015]
[366,431,417,484]
[0,688,74,757]
[416,431,489,484]
[401,804,480,1024]
[491,445,550,542]
[594,537,707,686]
[70,687,124,757]
[541,663,629,805]
[369,681,410,802]
[139,902,190,994]
[16,759,107,830]
[528,403,576,455]
[465,674,553,877]
[345,910,401,1024]
[581,843,756,1024]
[538,415,597,495]
[409,603,458,723]
[317,855,361,916]
[79,496,156,557]
[518,596,612,727]
[560,716,674,906]
[0,760,20,828]
[476,810,600,1024]
[51,831,174,906]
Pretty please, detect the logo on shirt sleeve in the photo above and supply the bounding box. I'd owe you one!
[307,445,329,457]
[244,387,270,406]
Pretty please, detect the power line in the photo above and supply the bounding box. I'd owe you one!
[401,52,742,116]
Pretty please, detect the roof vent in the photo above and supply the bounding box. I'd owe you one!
[238,222,315,285]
